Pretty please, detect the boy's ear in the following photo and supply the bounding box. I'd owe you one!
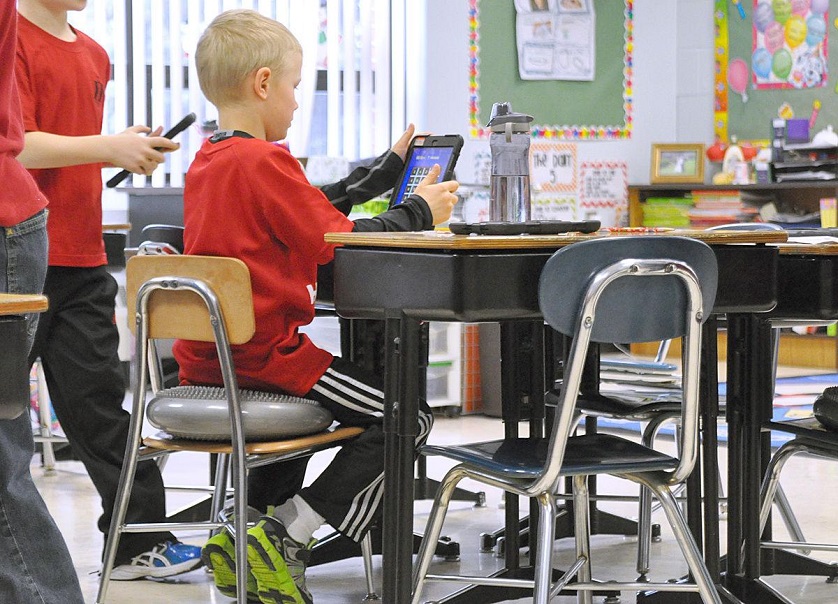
[253,67,272,100]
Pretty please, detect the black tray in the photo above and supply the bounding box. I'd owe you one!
[448,220,601,235]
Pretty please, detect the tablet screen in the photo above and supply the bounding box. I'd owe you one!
[391,145,456,206]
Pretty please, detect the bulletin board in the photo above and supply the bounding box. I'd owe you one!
[468,0,633,140]
[718,0,838,143]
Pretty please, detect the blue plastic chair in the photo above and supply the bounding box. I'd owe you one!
[411,236,722,604]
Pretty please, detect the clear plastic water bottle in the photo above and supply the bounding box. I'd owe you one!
[488,102,534,222]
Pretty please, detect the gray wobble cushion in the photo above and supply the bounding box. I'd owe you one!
[146,385,334,441]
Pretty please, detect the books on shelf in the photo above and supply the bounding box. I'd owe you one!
[642,190,759,228]
[688,189,758,227]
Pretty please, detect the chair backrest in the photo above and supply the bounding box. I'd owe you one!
[126,254,255,344]
[535,236,718,492]
[706,221,783,232]
[539,236,718,344]
[139,224,185,255]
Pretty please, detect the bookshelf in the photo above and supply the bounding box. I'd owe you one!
[628,182,837,228]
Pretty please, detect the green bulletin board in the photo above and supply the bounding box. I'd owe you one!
[469,0,633,140]
[720,0,838,143]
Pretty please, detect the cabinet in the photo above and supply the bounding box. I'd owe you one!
[628,182,838,369]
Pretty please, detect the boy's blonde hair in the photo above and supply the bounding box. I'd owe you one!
[196,9,302,106]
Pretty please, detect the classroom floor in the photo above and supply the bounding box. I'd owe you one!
[33,377,838,604]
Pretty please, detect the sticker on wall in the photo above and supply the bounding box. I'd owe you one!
[529,141,577,192]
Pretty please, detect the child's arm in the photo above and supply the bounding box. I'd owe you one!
[18,125,179,174]
[319,124,417,214]
[319,151,404,215]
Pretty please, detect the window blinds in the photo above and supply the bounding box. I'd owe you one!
[69,0,410,187]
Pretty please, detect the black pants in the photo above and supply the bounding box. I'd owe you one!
[29,266,174,564]
[248,356,434,543]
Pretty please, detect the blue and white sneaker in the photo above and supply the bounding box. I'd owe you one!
[110,540,203,580]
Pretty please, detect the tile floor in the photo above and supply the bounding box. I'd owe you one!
[32,400,838,604]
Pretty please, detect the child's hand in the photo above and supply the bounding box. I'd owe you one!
[413,164,459,225]
[391,124,416,161]
[106,125,180,175]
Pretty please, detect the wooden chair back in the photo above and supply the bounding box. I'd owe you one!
[126,254,255,344]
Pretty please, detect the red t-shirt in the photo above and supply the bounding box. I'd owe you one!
[0,5,46,227]
[16,14,110,267]
[173,137,355,395]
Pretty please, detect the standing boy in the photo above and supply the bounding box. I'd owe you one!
[16,0,203,580]
[0,3,84,601]
[177,9,459,603]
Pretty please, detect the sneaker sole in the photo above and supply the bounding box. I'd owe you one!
[202,534,259,601]
[109,556,203,580]
[246,527,308,604]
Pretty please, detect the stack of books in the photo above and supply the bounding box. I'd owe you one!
[687,189,759,227]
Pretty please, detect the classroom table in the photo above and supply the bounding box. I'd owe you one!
[0,293,48,419]
[721,242,838,604]
[326,228,785,604]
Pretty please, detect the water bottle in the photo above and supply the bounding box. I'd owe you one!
[488,102,534,222]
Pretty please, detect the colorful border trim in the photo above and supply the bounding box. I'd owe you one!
[713,0,730,143]
[468,0,633,140]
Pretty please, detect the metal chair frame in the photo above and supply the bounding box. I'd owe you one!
[96,255,376,603]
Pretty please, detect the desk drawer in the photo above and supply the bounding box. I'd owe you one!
[333,248,552,321]
[712,245,777,314]
[771,254,838,320]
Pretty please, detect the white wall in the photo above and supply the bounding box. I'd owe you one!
[415,0,716,185]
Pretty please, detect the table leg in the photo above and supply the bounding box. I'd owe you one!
[701,317,721,581]
[724,313,774,598]
[382,315,422,603]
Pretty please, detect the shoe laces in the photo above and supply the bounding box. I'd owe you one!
[264,519,315,594]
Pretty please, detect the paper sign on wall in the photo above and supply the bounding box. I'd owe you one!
[530,142,577,192]
[579,161,628,227]
[531,191,578,220]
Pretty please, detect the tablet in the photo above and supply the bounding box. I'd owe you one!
[390,134,463,207]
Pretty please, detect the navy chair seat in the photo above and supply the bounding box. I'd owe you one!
[421,433,677,480]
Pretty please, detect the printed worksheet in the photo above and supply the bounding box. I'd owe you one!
[515,0,595,81]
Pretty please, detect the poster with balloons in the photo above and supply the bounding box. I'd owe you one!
[752,0,829,89]
[716,0,838,143]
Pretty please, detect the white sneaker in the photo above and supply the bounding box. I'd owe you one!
[109,541,203,580]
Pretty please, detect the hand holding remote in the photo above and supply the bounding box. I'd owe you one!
[106,112,196,188]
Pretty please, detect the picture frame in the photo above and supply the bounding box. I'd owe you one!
[650,143,705,184]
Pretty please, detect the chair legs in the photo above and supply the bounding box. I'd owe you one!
[411,466,465,604]
[633,475,722,604]
[360,532,380,601]
[97,388,151,604]
[532,491,559,602]
[571,475,594,604]
[757,439,838,557]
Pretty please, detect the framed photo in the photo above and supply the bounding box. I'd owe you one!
[650,143,705,184]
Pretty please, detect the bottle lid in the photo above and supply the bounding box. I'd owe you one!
[487,102,534,130]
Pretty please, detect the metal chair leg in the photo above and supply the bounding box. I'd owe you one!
[645,478,722,604]
[360,531,380,600]
[96,381,147,604]
[774,483,807,552]
[411,467,465,604]
[572,475,594,604]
